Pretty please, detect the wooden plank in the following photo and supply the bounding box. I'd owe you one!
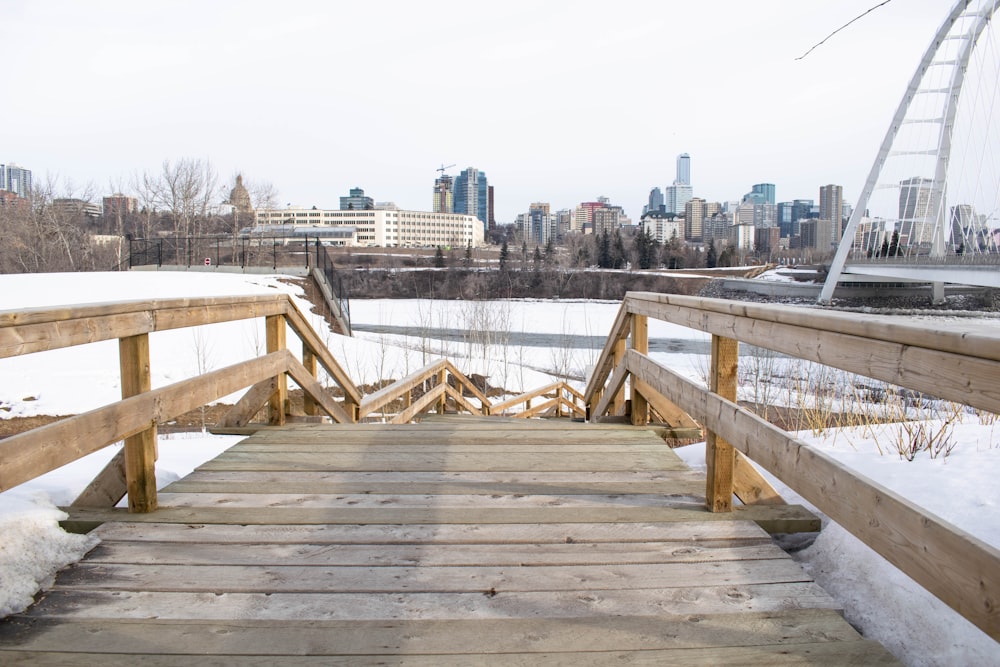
[630,314,649,425]
[705,335,737,513]
[0,295,288,359]
[0,642,899,666]
[442,383,482,417]
[284,355,352,424]
[734,450,785,506]
[391,383,446,424]
[0,352,291,493]
[119,333,158,512]
[590,355,629,420]
[301,347,318,416]
[358,360,447,419]
[627,349,1000,640]
[54,559,812,593]
[491,382,562,413]
[18,582,842,621]
[282,300,362,408]
[633,378,700,429]
[84,541,787,567]
[0,610,873,655]
[236,429,665,444]
[62,504,822,533]
[88,520,774,545]
[443,360,492,409]
[583,301,630,406]
[265,314,287,426]
[218,377,276,428]
[624,291,1000,415]
[196,451,688,472]
[626,290,1000,362]
[70,447,127,508]
[151,492,705,510]
[225,441,687,454]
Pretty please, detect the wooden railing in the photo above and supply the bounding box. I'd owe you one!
[358,359,491,423]
[584,291,1000,641]
[0,294,362,513]
[490,381,585,419]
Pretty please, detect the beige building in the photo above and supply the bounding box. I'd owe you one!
[256,206,485,248]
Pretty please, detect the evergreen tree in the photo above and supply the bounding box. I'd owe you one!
[598,229,612,268]
[888,230,901,256]
[706,241,718,268]
[499,239,509,271]
[543,236,555,264]
[464,240,472,265]
[434,246,445,268]
[611,229,627,269]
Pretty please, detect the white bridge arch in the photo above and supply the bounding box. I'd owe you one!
[820,0,1000,304]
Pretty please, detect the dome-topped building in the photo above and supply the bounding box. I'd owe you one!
[228,174,253,214]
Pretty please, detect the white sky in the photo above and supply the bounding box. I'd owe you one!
[3,0,951,221]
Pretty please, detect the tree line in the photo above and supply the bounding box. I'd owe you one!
[0,158,276,273]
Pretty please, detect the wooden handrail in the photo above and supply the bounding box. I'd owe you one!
[0,293,363,511]
[491,381,586,419]
[582,291,1000,640]
[359,359,492,422]
[626,348,999,641]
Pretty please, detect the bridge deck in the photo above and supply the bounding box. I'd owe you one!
[0,420,897,664]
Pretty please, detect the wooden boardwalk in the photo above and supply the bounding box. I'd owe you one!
[0,419,898,664]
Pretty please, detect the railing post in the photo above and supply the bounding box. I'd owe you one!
[266,314,288,425]
[302,345,318,417]
[437,368,447,414]
[119,334,158,513]
[630,314,649,425]
[706,334,738,512]
[611,324,628,416]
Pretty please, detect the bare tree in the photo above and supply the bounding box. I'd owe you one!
[156,158,219,238]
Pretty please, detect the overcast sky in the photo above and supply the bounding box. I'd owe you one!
[4,1,952,222]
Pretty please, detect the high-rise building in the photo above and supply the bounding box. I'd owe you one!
[819,184,844,246]
[528,202,553,245]
[340,187,374,211]
[487,185,496,232]
[675,153,691,186]
[685,197,707,241]
[646,187,664,215]
[664,184,692,215]
[898,177,934,244]
[103,194,138,217]
[433,175,453,213]
[454,167,489,232]
[1,163,32,198]
[744,183,775,206]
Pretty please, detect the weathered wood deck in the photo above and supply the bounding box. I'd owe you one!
[0,419,898,664]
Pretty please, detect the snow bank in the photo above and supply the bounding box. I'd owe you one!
[0,493,98,617]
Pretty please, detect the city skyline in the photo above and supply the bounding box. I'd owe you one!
[4,1,948,222]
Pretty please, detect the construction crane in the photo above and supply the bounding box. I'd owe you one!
[437,163,455,177]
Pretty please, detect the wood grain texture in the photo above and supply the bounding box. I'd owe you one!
[627,349,1000,640]
[1,420,895,663]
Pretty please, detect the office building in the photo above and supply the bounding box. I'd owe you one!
[675,153,691,186]
[685,197,707,241]
[256,206,484,248]
[819,184,844,247]
[1,163,32,198]
[340,187,374,211]
[433,175,453,213]
[664,184,692,216]
[454,167,489,231]
[744,183,776,206]
[898,177,934,244]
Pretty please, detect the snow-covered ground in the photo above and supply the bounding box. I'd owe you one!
[0,271,997,664]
